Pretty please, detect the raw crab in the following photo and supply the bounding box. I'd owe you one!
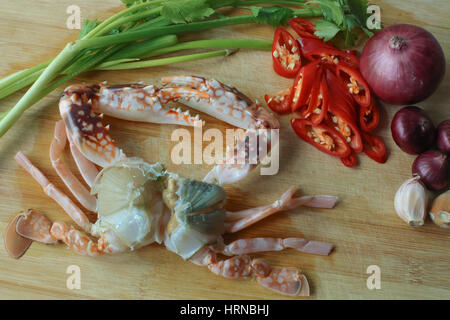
[5,76,337,296]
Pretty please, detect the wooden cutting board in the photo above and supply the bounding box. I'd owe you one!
[0,0,449,300]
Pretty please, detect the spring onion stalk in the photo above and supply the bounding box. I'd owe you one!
[143,39,272,58]
[0,44,78,137]
[107,34,179,60]
[0,71,42,100]
[98,38,271,69]
[98,49,236,70]
[0,35,179,99]
[0,61,50,91]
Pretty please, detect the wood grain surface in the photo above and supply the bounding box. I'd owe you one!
[0,0,449,300]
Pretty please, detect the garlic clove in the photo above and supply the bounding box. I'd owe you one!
[394,176,428,226]
[429,190,450,229]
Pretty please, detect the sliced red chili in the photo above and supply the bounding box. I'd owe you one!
[325,108,363,153]
[264,88,293,114]
[289,18,319,39]
[290,61,321,111]
[345,49,358,56]
[302,47,359,69]
[291,118,351,158]
[362,132,387,164]
[336,62,371,107]
[310,76,329,125]
[325,69,356,120]
[272,27,302,78]
[341,150,358,168]
[301,67,326,120]
[359,97,380,132]
[297,37,336,53]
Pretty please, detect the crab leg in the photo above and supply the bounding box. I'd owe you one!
[14,152,92,232]
[50,121,97,212]
[189,246,310,296]
[224,187,337,233]
[67,129,99,188]
[10,209,127,256]
[217,237,333,256]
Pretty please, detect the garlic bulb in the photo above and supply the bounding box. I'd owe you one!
[429,190,450,229]
[394,176,428,226]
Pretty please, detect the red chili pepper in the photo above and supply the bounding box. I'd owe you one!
[272,27,302,78]
[309,76,329,125]
[290,61,321,111]
[299,40,360,68]
[291,118,351,158]
[289,18,319,39]
[336,62,371,108]
[341,150,358,167]
[325,109,363,153]
[301,66,325,119]
[345,49,358,56]
[264,88,293,114]
[362,132,387,164]
[297,37,336,53]
[325,69,356,120]
[359,97,380,132]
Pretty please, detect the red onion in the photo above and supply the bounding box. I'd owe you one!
[437,120,450,154]
[391,106,435,154]
[412,150,449,191]
[360,24,445,105]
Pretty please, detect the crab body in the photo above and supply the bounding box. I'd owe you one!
[6,76,338,296]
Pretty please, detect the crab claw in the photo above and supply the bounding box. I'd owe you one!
[59,83,202,167]
[59,86,125,167]
[161,76,280,185]
[161,76,280,130]
[93,84,202,126]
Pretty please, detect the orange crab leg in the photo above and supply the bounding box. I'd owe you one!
[50,121,97,212]
[14,152,92,232]
[217,237,333,256]
[50,221,104,256]
[189,246,310,296]
[15,209,57,244]
[256,267,310,296]
[11,209,123,257]
[225,187,337,233]
[67,128,99,188]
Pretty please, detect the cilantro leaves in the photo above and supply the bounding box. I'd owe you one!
[313,19,341,41]
[246,6,295,27]
[161,0,215,23]
[120,0,375,47]
[309,0,380,47]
